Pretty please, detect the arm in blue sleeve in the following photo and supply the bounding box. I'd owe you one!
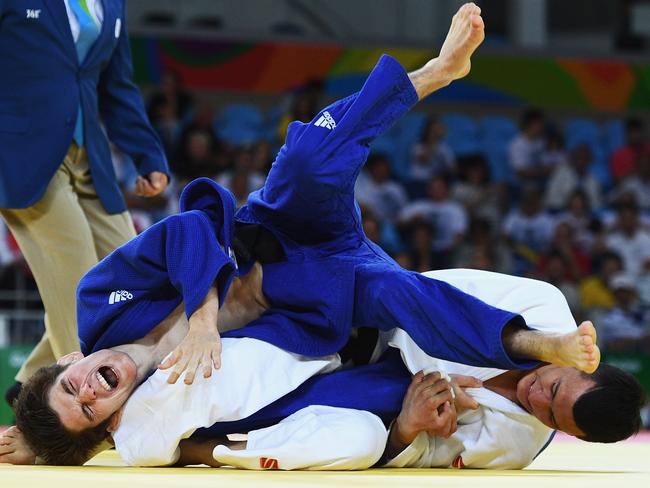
[97,4,169,177]
[132,211,236,318]
[78,211,236,341]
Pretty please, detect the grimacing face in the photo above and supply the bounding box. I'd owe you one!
[516,364,596,437]
[48,350,138,433]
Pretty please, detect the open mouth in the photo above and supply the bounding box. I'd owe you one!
[96,366,119,391]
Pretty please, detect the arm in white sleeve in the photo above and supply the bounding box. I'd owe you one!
[112,338,340,466]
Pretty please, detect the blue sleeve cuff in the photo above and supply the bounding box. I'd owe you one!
[376,54,419,110]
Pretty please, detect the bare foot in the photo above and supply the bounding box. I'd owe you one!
[545,321,601,374]
[437,2,485,80]
[0,426,36,465]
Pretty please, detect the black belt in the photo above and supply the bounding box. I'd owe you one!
[233,223,286,264]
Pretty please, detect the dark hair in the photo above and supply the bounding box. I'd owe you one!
[599,250,623,270]
[366,153,391,170]
[625,117,644,132]
[573,363,646,443]
[420,115,441,143]
[14,364,111,465]
[519,108,544,130]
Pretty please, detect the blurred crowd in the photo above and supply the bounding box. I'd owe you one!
[2,70,650,355]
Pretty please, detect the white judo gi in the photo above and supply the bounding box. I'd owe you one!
[113,269,572,470]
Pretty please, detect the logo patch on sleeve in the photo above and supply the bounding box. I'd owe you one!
[259,457,279,470]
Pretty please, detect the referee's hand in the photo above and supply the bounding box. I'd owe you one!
[135,171,168,197]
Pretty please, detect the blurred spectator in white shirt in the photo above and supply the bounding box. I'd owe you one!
[606,201,650,277]
[508,108,549,185]
[454,218,513,274]
[451,155,500,228]
[409,116,455,182]
[598,273,650,353]
[217,145,266,197]
[539,129,568,169]
[355,154,408,223]
[502,188,555,253]
[545,143,602,211]
[399,174,468,253]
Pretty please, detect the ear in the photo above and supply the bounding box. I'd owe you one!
[57,351,84,366]
[106,407,125,434]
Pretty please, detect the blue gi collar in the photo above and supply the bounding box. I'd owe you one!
[179,177,237,265]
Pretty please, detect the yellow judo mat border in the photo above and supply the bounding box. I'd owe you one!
[1,434,649,488]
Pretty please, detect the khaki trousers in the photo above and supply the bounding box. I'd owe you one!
[0,144,136,382]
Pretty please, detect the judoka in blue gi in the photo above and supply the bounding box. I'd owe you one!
[5,3,640,468]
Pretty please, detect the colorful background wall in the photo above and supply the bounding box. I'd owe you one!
[131,37,650,112]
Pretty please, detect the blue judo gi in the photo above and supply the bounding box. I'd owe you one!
[77,55,537,432]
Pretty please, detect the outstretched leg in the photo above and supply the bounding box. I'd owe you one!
[503,321,600,374]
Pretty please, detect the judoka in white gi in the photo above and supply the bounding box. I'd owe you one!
[109,270,642,470]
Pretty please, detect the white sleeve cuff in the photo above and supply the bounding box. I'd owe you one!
[382,429,429,468]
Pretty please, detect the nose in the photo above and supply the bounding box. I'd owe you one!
[78,383,96,402]
[529,388,550,411]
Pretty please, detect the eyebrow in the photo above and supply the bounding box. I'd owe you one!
[60,378,93,422]
[550,380,561,429]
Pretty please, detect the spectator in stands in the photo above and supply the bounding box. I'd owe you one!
[508,108,549,186]
[226,169,255,208]
[638,260,650,311]
[597,273,650,353]
[614,152,650,211]
[605,200,650,277]
[217,145,265,195]
[539,128,568,169]
[555,190,599,252]
[538,250,581,317]
[174,128,218,183]
[277,80,323,143]
[545,143,602,212]
[251,140,274,175]
[610,117,650,183]
[355,154,408,223]
[147,70,193,157]
[454,218,512,273]
[502,188,555,271]
[580,251,624,313]
[539,222,591,281]
[451,154,500,227]
[409,115,455,182]
[362,210,382,245]
[402,219,447,272]
[398,174,468,256]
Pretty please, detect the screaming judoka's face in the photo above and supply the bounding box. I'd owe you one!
[47,350,138,433]
[516,364,596,437]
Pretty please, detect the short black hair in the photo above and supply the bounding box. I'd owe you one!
[15,364,111,465]
[573,363,646,443]
[520,108,544,130]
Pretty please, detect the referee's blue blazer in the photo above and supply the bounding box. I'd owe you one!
[0,0,168,213]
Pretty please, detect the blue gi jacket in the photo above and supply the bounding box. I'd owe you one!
[78,55,529,372]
